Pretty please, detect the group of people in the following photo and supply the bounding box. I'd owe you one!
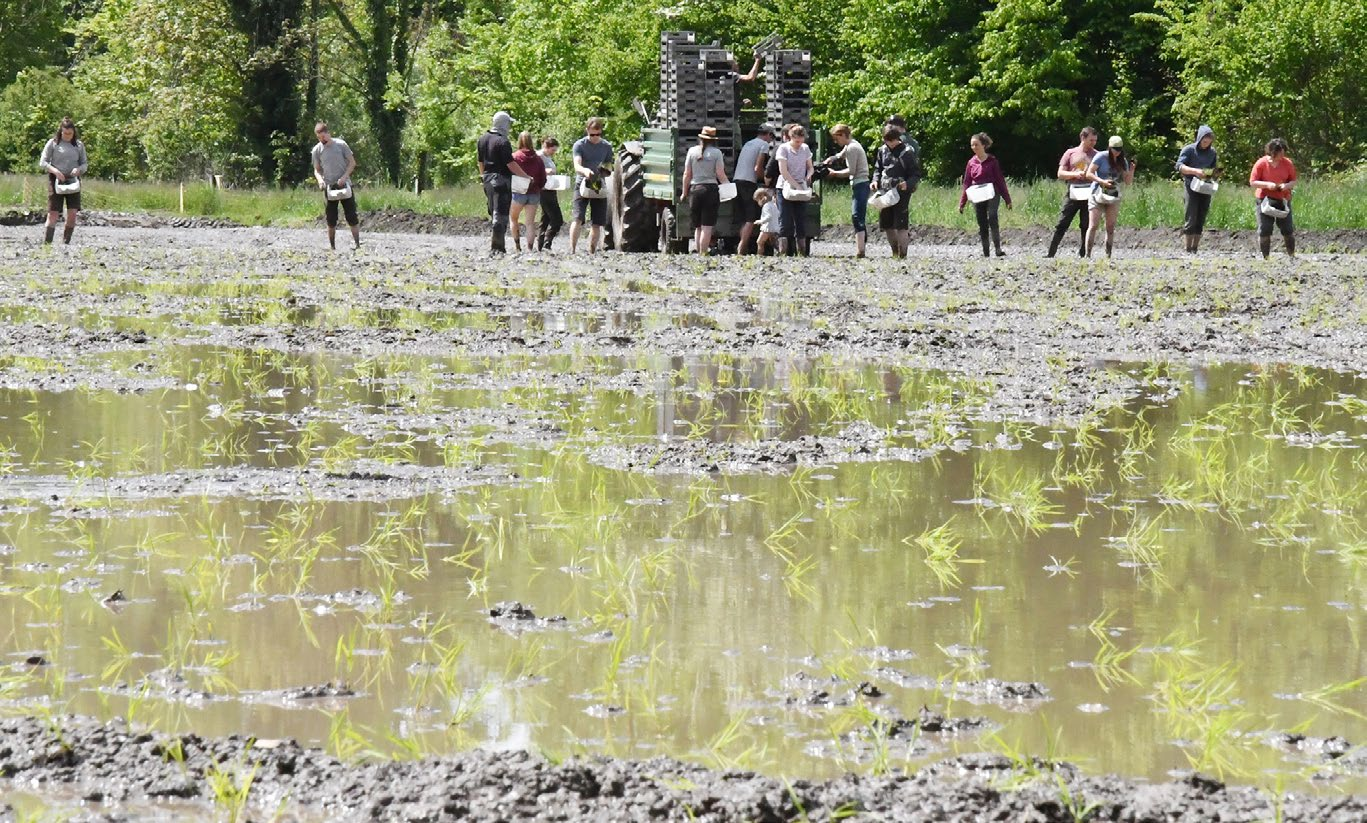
[1044,125,1297,259]
[476,112,612,255]
[33,114,1301,261]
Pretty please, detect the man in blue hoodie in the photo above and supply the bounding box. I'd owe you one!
[1176,125,1219,253]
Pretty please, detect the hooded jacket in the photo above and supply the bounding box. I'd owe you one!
[1176,125,1217,179]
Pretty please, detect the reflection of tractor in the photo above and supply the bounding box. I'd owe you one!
[609,32,820,253]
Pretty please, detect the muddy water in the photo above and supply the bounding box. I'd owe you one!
[0,345,1363,792]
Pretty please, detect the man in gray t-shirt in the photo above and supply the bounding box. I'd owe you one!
[311,121,360,250]
[569,117,614,253]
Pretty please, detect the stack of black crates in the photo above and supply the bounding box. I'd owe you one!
[764,49,812,130]
[659,31,741,182]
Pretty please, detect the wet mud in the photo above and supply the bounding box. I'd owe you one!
[2,715,1365,821]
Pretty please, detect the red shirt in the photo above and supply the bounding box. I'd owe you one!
[1249,155,1296,200]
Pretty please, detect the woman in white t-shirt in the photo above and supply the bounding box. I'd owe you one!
[774,124,814,256]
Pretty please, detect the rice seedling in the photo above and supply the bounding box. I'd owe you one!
[904,520,979,589]
[205,758,259,823]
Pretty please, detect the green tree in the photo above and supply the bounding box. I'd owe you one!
[0,68,87,172]
[323,0,427,186]
[0,0,66,85]
[1146,0,1367,171]
[227,0,309,186]
[71,0,248,179]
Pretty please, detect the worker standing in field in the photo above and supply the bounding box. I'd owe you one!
[569,117,614,254]
[477,111,530,256]
[872,124,915,259]
[681,126,730,255]
[536,137,564,251]
[958,132,1012,257]
[38,117,87,246]
[826,124,871,258]
[1176,125,1220,254]
[311,122,360,250]
[1046,126,1098,258]
[1084,136,1137,258]
[1249,137,1297,258]
[734,123,777,255]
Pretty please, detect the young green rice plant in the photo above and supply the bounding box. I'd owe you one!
[1296,676,1367,720]
[1148,632,1262,779]
[903,519,980,589]
[704,709,766,771]
[1086,610,1140,692]
[204,758,258,823]
[972,465,1063,534]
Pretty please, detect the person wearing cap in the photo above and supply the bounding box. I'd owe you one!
[1249,137,1298,258]
[1083,135,1136,258]
[826,124,871,258]
[569,117,614,254]
[734,122,778,254]
[38,117,88,246]
[872,124,914,258]
[1047,126,1098,258]
[681,126,730,255]
[1176,125,1219,253]
[312,121,361,250]
[775,123,814,256]
[958,132,1012,257]
[477,111,531,255]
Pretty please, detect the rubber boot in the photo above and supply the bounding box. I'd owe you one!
[1183,234,1193,253]
[1046,230,1061,258]
[328,230,336,250]
[62,226,74,245]
[490,232,506,255]
[855,230,866,259]
[1284,235,1295,258]
[1259,236,1272,259]
[979,228,990,258]
[992,227,1005,257]
[1105,239,1112,258]
[44,226,55,244]
[1078,231,1087,257]
[1190,234,1201,254]
[897,230,910,259]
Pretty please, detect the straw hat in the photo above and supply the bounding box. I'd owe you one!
[1108,135,1124,149]
[699,126,719,141]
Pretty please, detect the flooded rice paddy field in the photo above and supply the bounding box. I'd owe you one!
[0,226,1364,818]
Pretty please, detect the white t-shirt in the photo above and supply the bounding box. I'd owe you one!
[734,137,769,184]
[759,200,780,233]
[684,144,725,185]
[774,142,812,189]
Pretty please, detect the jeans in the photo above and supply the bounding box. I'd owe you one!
[538,191,563,247]
[483,174,511,236]
[851,181,870,234]
[1256,200,1294,237]
[974,196,1001,253]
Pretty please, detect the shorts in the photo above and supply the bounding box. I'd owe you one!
[325,196,359,227]
[1256,200,1294,237]
[735,180,760,223]
[47,175,81,212]
[689,184,720,228]
[512,192,539,206]
[572,194,608,227]
[878,197,909,231]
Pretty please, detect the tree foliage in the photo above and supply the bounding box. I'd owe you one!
[0,0,1360,183]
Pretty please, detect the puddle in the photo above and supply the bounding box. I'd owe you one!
[0,347,1363,795]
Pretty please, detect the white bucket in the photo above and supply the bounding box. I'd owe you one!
[511,175,531,194]
[544,175,571,191]
[1092,186,1122,205]
[326,183,352,201]
[966,183,995,203]
[1189,177,1219,195]
[869,188,900,211]
[782,186,813,202]
[1259,197,1290,218]
[1068,184,1092,201]
[718,182,737,201]
[54,178,81,195]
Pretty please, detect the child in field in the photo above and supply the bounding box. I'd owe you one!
[755,188,780,255]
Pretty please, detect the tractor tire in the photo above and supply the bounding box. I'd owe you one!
[611,143,657,252]
[660,207,689,254]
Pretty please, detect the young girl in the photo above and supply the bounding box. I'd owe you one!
[754,188,780,256]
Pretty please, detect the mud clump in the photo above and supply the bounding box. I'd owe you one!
[2,715,1364,821]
